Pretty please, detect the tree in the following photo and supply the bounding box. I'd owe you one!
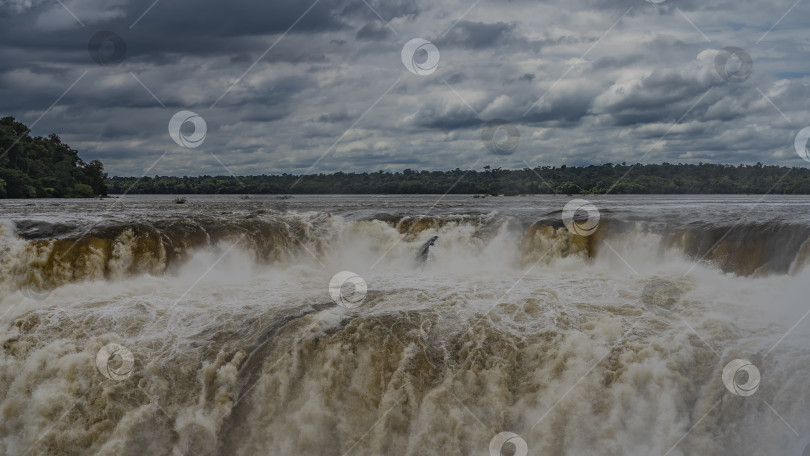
[0,117,107,198]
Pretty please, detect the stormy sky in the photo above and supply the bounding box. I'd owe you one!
[1,0,808,176]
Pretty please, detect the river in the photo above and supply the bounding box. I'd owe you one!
[1,194,809,455]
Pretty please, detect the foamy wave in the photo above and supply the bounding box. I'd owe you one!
[2,262,810,455]
[3,212,810,301]
[3,207,810,454]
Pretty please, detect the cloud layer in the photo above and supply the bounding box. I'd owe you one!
[1,0,808,176]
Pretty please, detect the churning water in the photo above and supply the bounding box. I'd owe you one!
[1,194,810,455]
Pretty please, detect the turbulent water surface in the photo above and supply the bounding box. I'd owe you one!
[1,194,810,456]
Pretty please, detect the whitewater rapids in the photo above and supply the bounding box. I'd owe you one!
[1,194,809,455]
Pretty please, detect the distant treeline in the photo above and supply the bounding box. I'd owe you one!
[107,163,810,195]
[0,117,107,198]
[3,113,809,197]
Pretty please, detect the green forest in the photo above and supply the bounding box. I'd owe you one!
[5,116,810,197]
[0,117,107,198]
[107,163,810,195]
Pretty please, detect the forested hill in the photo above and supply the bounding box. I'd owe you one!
[107,163,810,195]
[0,117,107,198]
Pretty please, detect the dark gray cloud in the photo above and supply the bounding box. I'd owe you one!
[356,21,392,40]
[0,0,808,177]
[440,20,517,49]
